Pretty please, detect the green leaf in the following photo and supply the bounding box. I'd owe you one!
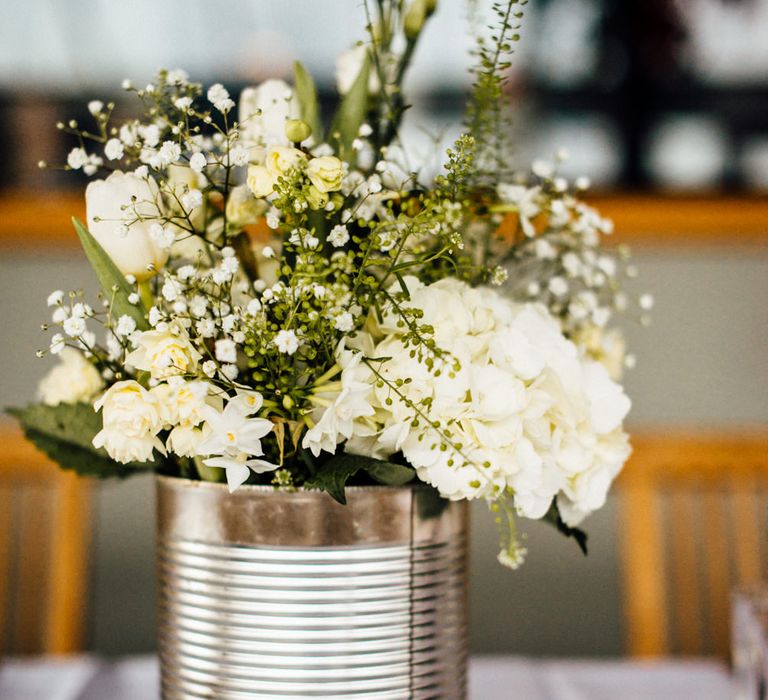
[304,452,415,505]
[328,51,370,158]
[365,460,415,486]
[7,402,156,478]
[543,502,589,556]
[72,217,149,331]
[293,61,322,144]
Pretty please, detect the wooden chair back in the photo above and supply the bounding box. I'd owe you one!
[0,425,91,655]
[617,430,768,659]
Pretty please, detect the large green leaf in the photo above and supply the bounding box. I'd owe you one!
[304,452,415,505]
[7,402,156,478]
[328,51,370,158]
[543,502,589,556]
[293,61,322,144]
[72,217,149,331]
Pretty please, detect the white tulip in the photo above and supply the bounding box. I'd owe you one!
[85,171,169,281]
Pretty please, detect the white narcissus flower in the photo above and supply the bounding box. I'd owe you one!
[125,324,201,380]
[92,380,166,463]
[38,348,104,406]
[85,171,169,280]
[239,80,300,150]
[302,347,376,458]
[197,397,276,492]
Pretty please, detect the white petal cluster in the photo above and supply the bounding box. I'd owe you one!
[344,279,632,526]
[38,348,104,406]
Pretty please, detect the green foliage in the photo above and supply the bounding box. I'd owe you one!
[293,61,322,144]
[72,217,149,331]
[7,402,157,478]
[465,0,524,182]
[328,51,370,159]
[304,452,415,505]
[543,502,589,555]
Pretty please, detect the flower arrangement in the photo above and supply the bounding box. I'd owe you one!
[11,0,647,568]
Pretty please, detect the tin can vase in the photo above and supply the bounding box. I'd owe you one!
[156,476,469,699]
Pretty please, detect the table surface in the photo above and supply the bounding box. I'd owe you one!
[0,655,735,700]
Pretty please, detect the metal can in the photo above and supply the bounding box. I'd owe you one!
[156,477,468,699]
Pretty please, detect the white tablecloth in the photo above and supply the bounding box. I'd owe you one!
[0,655,735,699]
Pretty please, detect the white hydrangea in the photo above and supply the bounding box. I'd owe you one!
[343,278,631,525]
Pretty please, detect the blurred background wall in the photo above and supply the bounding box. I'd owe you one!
[1,0,767,656]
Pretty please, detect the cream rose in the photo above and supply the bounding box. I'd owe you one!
[125,325,201,380]
[265,146,307,178]
[38,348,104,406]
[92,380,166,463]
[306,156,344,193]
[246,165,275,199]
[226,184,266,226]
[85,171,169,281]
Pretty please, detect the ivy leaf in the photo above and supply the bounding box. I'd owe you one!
[328,51,370,159]
[7,402,157,478]
[293,61,322,144]
[304,452,415,505]
[72,217,148,331]
[543,502,589,556]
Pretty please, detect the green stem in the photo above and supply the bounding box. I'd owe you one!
[138,280,154,310]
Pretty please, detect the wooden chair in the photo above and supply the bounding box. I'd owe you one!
[0,424,91,655]
[617,429,768,660]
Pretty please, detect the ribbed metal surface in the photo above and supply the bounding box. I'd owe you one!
[156,478,468,699]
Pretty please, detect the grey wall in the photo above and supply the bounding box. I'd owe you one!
[2,245,767,656]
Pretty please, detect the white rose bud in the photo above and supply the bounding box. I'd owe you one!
[306,156,344,193]
[38,348,104,406]
[85,171,169,281]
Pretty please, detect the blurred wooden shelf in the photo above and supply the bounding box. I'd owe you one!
[0,190,766,250]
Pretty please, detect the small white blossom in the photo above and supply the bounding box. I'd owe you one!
[181,188,203,210]
[148,306,163,326]
[139,124,161,148]
[197,360,215,379]
[575,176,591,190]
[174,96,192,110]
[49,333,65,354]
[274,329,299,355]
[261,246,275,259]
[215,338,237,363]
[52,307,69,324]
[158,140,181,166]
[196,319,216,338]
[162,279,182,302]
[87,100,104,116]
[67,148,89,170]
[221,364,239,380]
[47,290,64,307]
[207,83,234,112]
[548,276,568,297]
[532,159,554,178]
[115,315,137,338]
[334,312,354,332]
[63,316,86,337]
[189,152,206,173]
[639,293,655,311]
[246,299,262,315]
[104,139,124,161]
[177,265,196,281]
[189,296,208,317]
[328,224,350,247]
[149,224,175,250]
[228,145,250,167]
